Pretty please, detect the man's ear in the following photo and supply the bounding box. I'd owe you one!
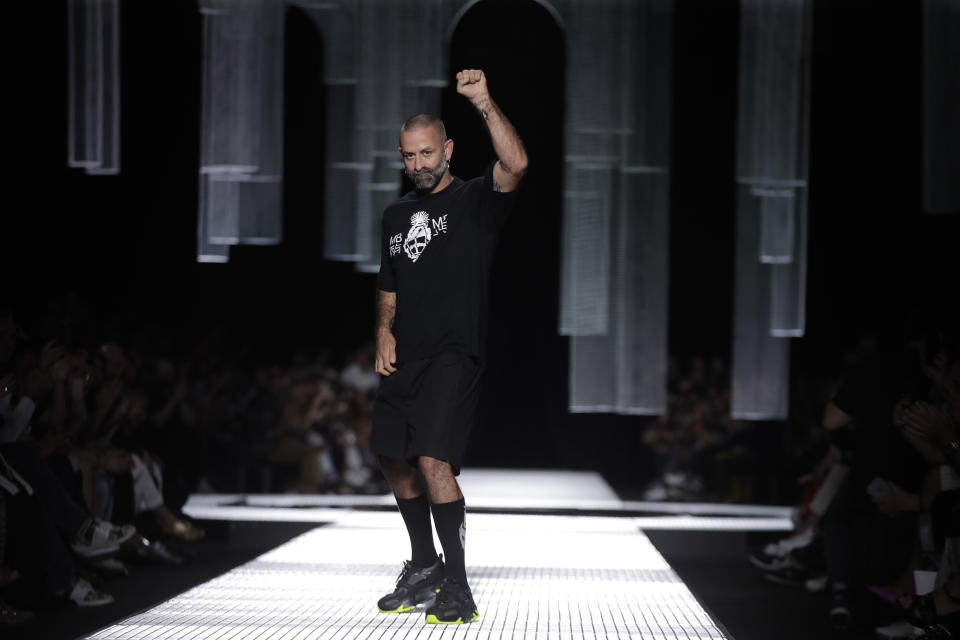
[445,138,454,160]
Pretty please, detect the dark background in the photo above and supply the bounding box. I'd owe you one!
[6,0,958,493]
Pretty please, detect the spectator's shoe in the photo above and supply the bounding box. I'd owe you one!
[748,548,790,572]
[164,518,206,541]
[897,592,960,636]
[377,556,445,614]
[921,624,960,640]
[71,519,136,558]
[830,591,852,630]
[132,536,184,565]
[68,577,114,607]
[765,527,815,556]
[874,620,924,639]
[804,574,828,593]
[425,577,479,624]
[85,556,129,577]
[762,565,807,588]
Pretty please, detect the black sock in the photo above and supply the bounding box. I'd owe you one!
[396,494,437,567]
[432,498,467,584]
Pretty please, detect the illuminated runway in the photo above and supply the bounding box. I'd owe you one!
[84,470,788,639]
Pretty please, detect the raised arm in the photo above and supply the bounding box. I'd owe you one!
[375,289,398,376]
[456,69,528,193]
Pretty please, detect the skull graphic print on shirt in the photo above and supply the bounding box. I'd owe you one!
[402,211,432,262]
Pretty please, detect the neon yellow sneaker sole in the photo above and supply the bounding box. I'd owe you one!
[378,604,416,613]
[425,609,479,624]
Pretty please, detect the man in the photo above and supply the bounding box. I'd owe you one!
[371,69,527,625]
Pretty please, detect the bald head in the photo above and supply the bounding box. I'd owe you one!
[399,113,447,146]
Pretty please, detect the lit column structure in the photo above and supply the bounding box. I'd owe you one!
[67,0,120,175]
[560,0,673,415]
[731,0,811,419]
[197,0,285,263]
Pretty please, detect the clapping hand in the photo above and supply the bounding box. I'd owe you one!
[900,401,956,449]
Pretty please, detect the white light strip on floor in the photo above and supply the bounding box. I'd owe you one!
[87,513,729,640]
[183,499,793,531]
[185,467,792,519]
[621,500,793,518]
[634,516,793,531]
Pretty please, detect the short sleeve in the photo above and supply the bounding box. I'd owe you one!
[479,161,519,231]
[376,214,396,292]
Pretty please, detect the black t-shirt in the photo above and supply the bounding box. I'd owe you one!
[376,162,517,365]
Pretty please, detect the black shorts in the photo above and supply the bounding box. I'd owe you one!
[370,351,484,476]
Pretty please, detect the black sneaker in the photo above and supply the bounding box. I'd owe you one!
[829,591,852,630]
[425,576,479,624]
[748,548,790,572]
[377,555,445,613]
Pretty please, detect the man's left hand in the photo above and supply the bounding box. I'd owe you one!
[456,69,489,101]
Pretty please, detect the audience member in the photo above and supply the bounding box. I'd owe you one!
[0,300,384,629]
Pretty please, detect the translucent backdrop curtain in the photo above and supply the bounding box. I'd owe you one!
[197,0,285,262]
[302,2,364,261]
[67,0,120,175]
[922,0,960,215]
[731,0,811,419]
[306,0,452,269]
[559,0,673,415]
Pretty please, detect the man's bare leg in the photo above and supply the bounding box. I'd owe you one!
[418,456,463,503]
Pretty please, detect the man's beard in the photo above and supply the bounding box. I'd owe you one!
[406,153,448,192]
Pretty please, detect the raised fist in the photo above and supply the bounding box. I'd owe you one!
[456,69,489,101]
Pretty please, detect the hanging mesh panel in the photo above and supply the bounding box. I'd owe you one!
[68,0,120,175]
[732,186,790,419]
[562,0,672,415]
[306,2,367,260]
[306,0,450,267]
[197,0,285,261]
[197,176,231,263]
[731,0,811,419]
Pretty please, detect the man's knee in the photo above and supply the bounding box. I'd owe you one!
[418,456,453,479]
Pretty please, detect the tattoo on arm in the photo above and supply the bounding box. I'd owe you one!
[472,94,528,187]
[473,97,491,123]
